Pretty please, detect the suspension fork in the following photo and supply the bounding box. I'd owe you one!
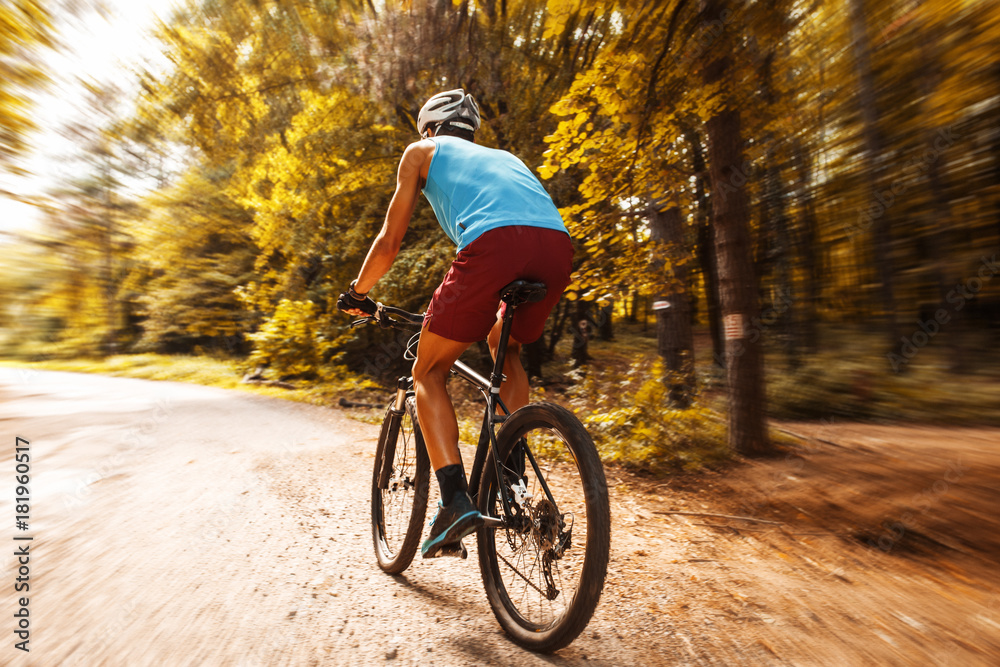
[376,376,410,489]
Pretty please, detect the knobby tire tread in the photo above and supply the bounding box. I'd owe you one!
[476,402,610,653]
[371,400,429,575]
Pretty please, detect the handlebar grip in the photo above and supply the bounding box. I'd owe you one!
[347,304,424,330]
[379,304,425,325]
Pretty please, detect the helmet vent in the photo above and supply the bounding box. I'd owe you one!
[418,89,482,137]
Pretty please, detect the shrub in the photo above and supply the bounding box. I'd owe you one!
[247,299,331,379]
[570,360,731,472]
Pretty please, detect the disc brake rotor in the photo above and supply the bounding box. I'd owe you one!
[532,498,562,551]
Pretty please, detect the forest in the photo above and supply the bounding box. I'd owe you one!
[2,0,999,467]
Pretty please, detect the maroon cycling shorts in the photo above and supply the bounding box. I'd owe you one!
[424,226,573,344]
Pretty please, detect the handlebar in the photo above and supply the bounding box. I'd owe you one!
[350,302,425,331]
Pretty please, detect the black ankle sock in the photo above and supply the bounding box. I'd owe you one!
[435,464,468,506]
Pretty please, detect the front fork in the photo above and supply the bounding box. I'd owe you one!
[376,377,410,490]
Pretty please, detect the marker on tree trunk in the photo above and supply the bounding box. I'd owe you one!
[724,313,745,341]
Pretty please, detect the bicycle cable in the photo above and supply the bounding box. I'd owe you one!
[404,332,420,361]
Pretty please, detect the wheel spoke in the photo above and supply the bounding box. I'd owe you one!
[496,551,549,599]
[372,398,429,574]
[490,430,580,623]
[477,403,609,651]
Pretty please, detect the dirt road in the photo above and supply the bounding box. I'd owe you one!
[2,369,998,665]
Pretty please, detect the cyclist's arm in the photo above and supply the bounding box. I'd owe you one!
[353,140,433,294]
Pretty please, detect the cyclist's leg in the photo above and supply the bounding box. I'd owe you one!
[487,320,528,415]
[487,321,529,484]
[411,326,470,472]
[413,326,483,556]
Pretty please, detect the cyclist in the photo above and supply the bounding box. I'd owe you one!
[338,89,572,558]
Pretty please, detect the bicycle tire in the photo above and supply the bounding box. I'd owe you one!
[476,402,610,652]
[371,396,430,574]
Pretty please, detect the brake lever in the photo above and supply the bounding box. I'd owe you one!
[350,317,373,328]
[376,302,394,329]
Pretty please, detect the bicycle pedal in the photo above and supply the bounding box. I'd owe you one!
[432,541,468,559]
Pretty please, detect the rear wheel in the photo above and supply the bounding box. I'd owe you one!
[476,402,610,652]
[371,396,430,574]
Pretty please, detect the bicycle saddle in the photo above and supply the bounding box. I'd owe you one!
[500,280,547,306]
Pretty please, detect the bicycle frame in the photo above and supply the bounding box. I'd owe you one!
[454,302,556,530]
[371,285,558,530]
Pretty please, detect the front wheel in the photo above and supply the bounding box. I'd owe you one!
[476,403,610,652]
[371,396,429,574]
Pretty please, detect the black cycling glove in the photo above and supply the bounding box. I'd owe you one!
[337,283,377,316]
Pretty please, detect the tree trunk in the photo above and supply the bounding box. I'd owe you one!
[524,337,546,381]
[765,156,797,366]
[570,300,591,367]
[547,297,570,357]
[926,147,965,373]
[598,302,614,341]
[701,0,770,455]
[101,152,117,357]
[650,206,694,407]
[684,125,724,366]
[758,50,797,367]
[848,0,899,352]
[995,64,1000,247]
[918,40,962,373]
[791,138,820,354]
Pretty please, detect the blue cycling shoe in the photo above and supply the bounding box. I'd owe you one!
[421,491,482,559]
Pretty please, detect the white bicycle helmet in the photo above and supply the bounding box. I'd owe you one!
[417,89,481,138]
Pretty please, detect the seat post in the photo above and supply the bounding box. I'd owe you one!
[489,304,517,406]
[488,280,545,417]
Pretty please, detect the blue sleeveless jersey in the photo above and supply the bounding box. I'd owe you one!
[421,136,568,251]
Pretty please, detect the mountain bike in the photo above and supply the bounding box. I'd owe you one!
[352,280,610,653]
